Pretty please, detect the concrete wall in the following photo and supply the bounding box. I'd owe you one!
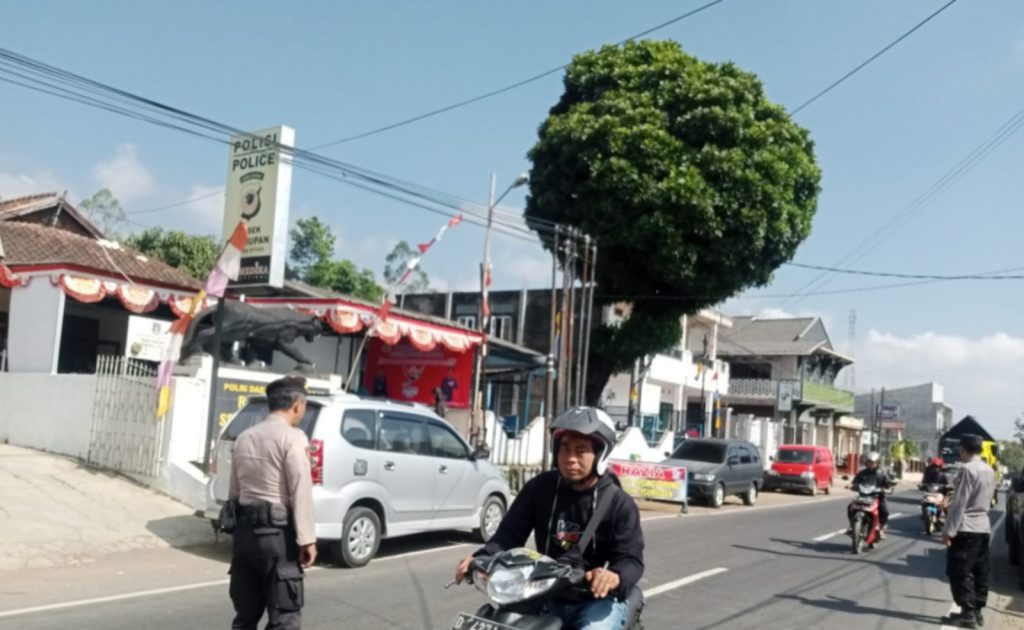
[0,373,96,458]
[609,427,675,462]
[7,279,65,373]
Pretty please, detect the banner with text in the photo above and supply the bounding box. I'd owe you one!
[609,460,688,504]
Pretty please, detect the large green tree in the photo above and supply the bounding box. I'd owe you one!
[525,40,821,403]
[383,240,430,293]
[80,188,127,236]
[288,217,382,302]
[125,228,219,279]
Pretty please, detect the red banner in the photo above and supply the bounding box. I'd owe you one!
[364,338,473,409]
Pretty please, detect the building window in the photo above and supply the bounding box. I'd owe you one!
[456,315,477,329]
[489,315,514,341]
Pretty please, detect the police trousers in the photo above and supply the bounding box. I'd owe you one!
[947,532,990,614]
[230,525,305,630]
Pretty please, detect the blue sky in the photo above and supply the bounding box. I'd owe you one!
[3,1,1024,436]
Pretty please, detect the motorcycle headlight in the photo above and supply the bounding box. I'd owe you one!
[694,473,716,482]
[484,566,558,605]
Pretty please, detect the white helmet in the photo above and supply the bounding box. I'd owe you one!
[865,451,881,464]
[550,407,617,476]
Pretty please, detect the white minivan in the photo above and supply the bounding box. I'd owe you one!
[205,391,510,567]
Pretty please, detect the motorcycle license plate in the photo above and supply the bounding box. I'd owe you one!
[451,612,518,630]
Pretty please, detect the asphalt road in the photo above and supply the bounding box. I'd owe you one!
[0,490,1010,629]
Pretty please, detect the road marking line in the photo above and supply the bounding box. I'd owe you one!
[0,543,472,619]
[812,529,848,542]
[643,567,728,598]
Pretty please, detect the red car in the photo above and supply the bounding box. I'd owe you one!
[764,445,835,495]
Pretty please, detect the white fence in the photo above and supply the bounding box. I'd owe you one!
[485,411,546,467]
[87,356,163,478]
[0,372,96,458]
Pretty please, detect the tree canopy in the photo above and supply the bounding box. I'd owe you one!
[525,40,821,402]
[288,217,382,302]
[125,228,219,280]
[383,240,430,293]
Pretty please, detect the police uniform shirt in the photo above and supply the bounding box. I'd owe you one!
[943,454,996,538]
[229,414,316,546]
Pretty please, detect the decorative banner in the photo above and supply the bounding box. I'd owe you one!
[0,264,23,288]
[59,275,106,303]
[609,460,688,504]
[117,285,160,314]
[325,308,365,334]
[223,126,294,288]
[364,338,472,409]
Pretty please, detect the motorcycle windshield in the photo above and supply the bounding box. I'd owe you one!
[857,484,878,495]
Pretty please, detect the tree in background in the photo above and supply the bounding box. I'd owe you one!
[80,188,127,236]
[125,228,219,279]
[1000,440,1024,476]
[525,40,821,403]
[288,217,382,302]
[383,240,430,293]
[288,217,335,280]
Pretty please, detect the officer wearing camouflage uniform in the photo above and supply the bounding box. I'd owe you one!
[228,376,317,630]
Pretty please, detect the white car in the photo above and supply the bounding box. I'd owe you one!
[205,391,510,567]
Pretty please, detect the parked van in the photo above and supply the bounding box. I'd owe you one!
[204,391,510,568]
[764,444,835,495]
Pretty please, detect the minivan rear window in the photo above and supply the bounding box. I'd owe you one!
[776,449,814,464]
[221,400,320,441]
[670,441,726,463]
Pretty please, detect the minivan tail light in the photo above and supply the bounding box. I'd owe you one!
[309,439,324,485]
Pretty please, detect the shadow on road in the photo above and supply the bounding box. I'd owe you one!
[775,593,939,624]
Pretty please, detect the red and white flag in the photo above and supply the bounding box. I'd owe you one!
[156,220,249,417]
[203,221,248,298]
[381,214,463,320]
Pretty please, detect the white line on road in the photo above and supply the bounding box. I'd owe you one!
[0,543,473,620]
[812,529,848,542]
[643,567,728,598]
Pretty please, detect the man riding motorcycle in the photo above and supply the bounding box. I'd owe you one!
[923,457,950,486]
[849,452,895,538]
[454,407,645,629]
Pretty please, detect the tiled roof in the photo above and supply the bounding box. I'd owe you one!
[0,221,200,290]
[0,193,61,216]
[688,315,837,358]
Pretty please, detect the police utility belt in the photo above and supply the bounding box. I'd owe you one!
[218,500,291,534]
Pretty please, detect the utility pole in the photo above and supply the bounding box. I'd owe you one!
[468,172,529,445]
[573,234,590,407]
[565,229,577,408]
[556,233,572,414]
[543,227,560,470]
[580,238,597,406]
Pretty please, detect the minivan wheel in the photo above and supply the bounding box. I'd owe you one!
[711,483,726,509]
[474,496,506,543]
[742,482,758,506]
[333,507,381,569]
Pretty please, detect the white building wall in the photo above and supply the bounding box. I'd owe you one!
[7,279,65,373]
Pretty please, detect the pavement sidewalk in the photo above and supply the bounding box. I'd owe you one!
[0,444,216,571]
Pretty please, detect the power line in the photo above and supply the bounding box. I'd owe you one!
[789,0,959,115]
[785,261,1024,280]
[127,189,224,215]
[308,0,726,149]
[0,46,586,250]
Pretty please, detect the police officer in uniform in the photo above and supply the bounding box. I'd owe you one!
[228,376,317,630]
[941,434,997,629]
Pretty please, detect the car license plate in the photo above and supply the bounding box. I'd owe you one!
[451,612,517,630]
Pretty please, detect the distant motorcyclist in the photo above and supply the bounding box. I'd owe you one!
[849,452,895,538]
[923,457,950,487]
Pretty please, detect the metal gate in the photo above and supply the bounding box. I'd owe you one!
[87,355,163,477]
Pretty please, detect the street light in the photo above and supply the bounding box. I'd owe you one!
[470,172,530,445]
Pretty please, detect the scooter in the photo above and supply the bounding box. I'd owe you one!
[848,483,885,555]
[450,547,645,629]
[918,483,951,536]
